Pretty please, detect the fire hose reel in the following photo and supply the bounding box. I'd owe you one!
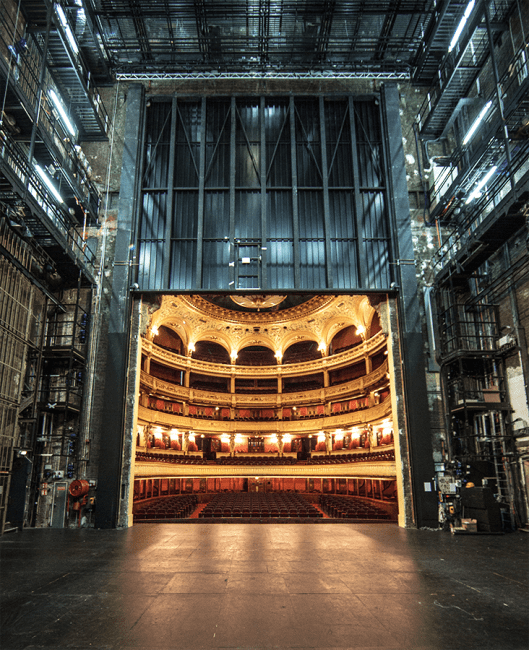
[69,479,90,498]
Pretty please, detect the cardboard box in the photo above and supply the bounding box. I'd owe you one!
[461,518,478,532]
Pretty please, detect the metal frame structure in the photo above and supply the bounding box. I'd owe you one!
[88,0,435,77]
[136,93,394,292]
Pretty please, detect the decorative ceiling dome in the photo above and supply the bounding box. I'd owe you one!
[230,295,287,310]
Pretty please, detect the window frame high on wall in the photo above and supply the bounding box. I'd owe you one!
[135,94,394,292]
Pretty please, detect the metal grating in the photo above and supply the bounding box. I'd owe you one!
[88,0,435,76]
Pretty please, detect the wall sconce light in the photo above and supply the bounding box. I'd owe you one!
[355,325,365,337]
[151,325,159,337]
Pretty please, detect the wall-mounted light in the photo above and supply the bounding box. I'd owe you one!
[283,434,292,443]
[465,166,497,203]
[188,343,195,352]
[221,434,230,443]
[235,434,243,443]
[334,429,343,441]
[355,325,365,336]
[448,0,475,53]
[317,432,325,442]
[151,325,159,337]
[49,89,76,137]
[462,100,492,145]
[230,350,238,360]
[169,429,179,440]
[35,164,64,204]
[318,341,326,352]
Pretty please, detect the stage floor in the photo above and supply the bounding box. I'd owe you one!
[1,524,528,649]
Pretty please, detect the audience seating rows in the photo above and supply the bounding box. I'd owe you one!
[134,495,198,520]
[136,452,208,465]
[319,495,392,520]
[136,450,395,465]
[216,456,297,466]
[199,492,323,518]
[307,450,395,464]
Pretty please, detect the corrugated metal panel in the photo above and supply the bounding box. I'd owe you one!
[205,100,231,188]
[202,241,230,289]
[174,101,200,187]
[295,99,322,187]
[137,94,394,292]
[204,192,229,238]
[173,192,198,238]
[138,240,165,290]
[235,192,261,240]
[268,191,293,239]
[267,240,295,289]
[325,100,354,188]
[329,191,356,239]
[169,241,196,288]
[298,191,324,239]
[299,240,326,289]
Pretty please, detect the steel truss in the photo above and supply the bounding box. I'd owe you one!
[116,70,411,81]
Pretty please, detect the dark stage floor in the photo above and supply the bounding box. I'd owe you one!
[1,524,528,650]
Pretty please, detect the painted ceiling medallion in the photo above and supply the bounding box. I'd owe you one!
[229,295,287,310]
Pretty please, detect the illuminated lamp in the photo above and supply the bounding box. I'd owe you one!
[283,434,292,443]
[151,325,159,337]
[355,325,365,336]
[448,0,475,53]
[270,434,278,443]
[318,341,325,351]
[230,350,238,359]
[200,434,205,438]
[462,101,492,145]
[153,428,163,439]
[188,343,195,352]
[221,434,230,443]
[235,434,243,443]
[334,430,344,441]
[189,433,195,442]
[169,429,179,440]
[49,89,76,136]
[35,165,64,204]
[317,432,325,443]
[465,166,497,204]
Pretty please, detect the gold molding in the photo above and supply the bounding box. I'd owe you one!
[136,398,392,433]
[134,461,397,479]
[142,331,387,378]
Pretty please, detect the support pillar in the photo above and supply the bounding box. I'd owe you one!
[381,83,438,528]
[95,85,145,529]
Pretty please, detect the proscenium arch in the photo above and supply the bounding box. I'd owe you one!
[96,84,437,531]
